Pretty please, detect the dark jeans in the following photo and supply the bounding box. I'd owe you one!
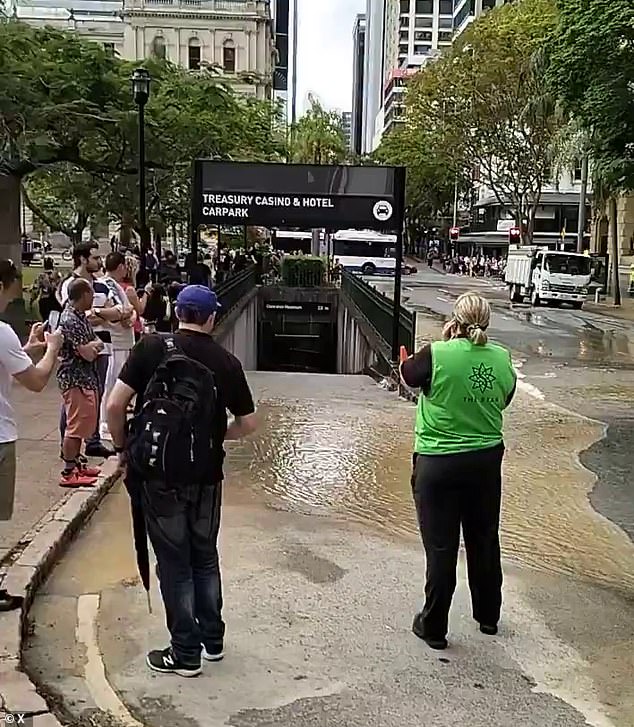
[412,444,504,639]
[59,353,108,449]
[145,483,224,665]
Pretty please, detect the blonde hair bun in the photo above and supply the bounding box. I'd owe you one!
[453,292,490,346]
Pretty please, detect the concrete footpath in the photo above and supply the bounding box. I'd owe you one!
[0,383,68,568]
[19,373,634,727]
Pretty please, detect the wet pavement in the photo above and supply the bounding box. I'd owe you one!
[374,267,634,548]
[23,372,634,727]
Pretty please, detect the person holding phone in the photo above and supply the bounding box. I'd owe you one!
[0,259,63,610]
[400,292,516,650]
[58,243,129,459]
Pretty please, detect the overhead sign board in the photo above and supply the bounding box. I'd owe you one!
[192,161,405,232]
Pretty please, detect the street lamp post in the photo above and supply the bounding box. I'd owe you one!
[132,68,151,272]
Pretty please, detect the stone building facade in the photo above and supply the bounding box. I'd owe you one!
[15,0,275,100]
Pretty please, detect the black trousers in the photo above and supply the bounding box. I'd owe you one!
[412,444,504,639]
[145,483,225,665]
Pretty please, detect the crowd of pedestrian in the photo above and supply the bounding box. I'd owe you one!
[439,254,506,278]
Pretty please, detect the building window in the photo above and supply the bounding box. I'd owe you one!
[573,160,583,181]
[440,0,452,13]
[414,30,432,41]
[415,0,433,13]
[415,15,433,27]
[188,39,201,70]
[223,44,236,73]
[400,0,410,13]
[151,36,166,60]
[414,44,431,55]
[438,30,454,42]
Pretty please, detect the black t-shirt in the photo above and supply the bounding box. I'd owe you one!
[118,330,255,482]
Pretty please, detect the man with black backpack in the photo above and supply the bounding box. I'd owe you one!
[106,285,257,677]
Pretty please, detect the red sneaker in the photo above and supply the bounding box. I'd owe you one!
[59,469,98,488]
[78,463,101,477]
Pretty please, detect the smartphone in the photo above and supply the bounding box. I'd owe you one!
[46,310,60,332]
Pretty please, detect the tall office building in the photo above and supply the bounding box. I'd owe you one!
[380,0,454,139]
[272,0,290,117]
[362,0,387,154]
[350,13,366,156]
[453,0,507,35]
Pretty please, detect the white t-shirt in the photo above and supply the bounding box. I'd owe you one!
[101,276,135,350]
[0,322,33,443]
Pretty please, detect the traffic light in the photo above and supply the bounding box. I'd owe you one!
[509,227,521,245]
[449,226,460,242]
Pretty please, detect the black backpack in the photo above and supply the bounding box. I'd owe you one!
[127,337,217,493]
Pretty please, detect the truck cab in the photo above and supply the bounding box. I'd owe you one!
[506,246,591,309]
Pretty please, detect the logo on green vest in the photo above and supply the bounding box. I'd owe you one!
[469,363,496,394]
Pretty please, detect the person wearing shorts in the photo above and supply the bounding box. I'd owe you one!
[0,259,62,610]
[57,278,103,488]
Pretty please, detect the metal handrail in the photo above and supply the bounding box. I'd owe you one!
[341,269,416,355]
[215,265,258,320]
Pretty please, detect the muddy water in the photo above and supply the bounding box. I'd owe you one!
[232,367,634,596]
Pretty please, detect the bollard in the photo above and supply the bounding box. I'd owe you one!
[595,288,601,304]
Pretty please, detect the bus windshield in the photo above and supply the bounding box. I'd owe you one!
[544,254,591,276]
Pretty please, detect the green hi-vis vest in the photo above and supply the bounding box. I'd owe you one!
[414,338,516,455]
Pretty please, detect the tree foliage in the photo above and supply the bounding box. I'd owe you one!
[547,0,634,193]
[291,96,348,165]
[375,125,460,228]
[386,0,560,240]
[0,20,286,244]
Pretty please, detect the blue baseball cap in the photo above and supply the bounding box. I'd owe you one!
[175,285,221,317]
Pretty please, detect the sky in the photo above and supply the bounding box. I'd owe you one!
[294,0,365,114]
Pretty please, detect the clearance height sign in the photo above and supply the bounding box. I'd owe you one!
[192,161,405,233]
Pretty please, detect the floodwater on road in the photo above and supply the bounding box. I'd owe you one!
[233,373,634,597]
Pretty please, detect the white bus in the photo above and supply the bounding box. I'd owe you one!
[332,230,397,276]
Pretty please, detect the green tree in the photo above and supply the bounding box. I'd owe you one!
[547,0,634,305]
[0,21,287,264]
[375,125,462,235]
[405,0,561,242]
[291,96,348,164]
[547,0,634,193]
[21,164,115,242]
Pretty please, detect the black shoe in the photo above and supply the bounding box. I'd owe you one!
[0,589,23,612]
[201,643,224,662]
[479,623,498,636]
[85,444,114,459]
[412,612,448,650]
[146,647,201,677]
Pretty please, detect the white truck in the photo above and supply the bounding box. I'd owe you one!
[505,246,591,309]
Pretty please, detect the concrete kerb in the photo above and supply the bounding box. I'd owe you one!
[0,460,120,725]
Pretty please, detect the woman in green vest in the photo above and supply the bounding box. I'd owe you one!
[400,292,516,650]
